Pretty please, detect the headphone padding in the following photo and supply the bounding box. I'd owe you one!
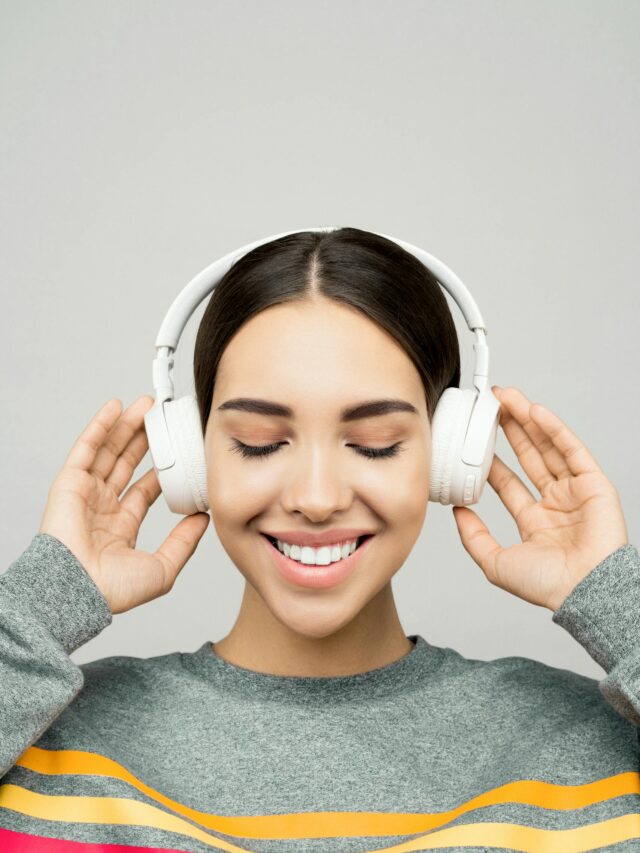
[429,388,475,505]
[163,395,209,513]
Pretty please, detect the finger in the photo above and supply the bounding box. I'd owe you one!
[105,426,151,498]
[153,513,210,589]
[528,400,602,478]
[487,454,537,533]
[119,467,163,528]
[63,398,124,472]
[493,386,570,484]
[90,395,155,483]
[452,505,505,587]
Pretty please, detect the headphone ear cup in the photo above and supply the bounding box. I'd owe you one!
[151,395,209,516]
[429,388,477,506]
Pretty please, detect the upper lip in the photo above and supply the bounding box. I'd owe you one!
[260,528,376,548]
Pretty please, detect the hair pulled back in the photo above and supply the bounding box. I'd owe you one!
[194,227,461,435]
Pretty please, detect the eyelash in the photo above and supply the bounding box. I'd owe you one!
[229,439,406,461]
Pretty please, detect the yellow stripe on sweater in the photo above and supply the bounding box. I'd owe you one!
[1,785,640,852]
[5,744,640,840]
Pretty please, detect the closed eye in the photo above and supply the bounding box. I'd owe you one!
[229,439,406,461]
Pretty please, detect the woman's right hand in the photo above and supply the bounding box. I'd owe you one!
[38,396,210,615]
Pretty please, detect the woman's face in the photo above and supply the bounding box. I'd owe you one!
[204,296,431,640]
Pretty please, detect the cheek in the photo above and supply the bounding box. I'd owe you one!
[208,479,275,542]
[360,450,430,527]
[397,462,430,519]
[206,437,277,522]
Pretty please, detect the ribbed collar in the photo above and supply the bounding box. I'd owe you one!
[181,634,445,703]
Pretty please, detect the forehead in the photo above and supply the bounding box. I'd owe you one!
[213,300,424,409]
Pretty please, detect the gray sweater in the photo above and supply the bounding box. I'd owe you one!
[1,532,640,852]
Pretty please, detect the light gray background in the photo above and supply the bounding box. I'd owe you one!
[1,0,638,681]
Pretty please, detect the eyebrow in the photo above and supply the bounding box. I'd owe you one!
[216,397,419,422]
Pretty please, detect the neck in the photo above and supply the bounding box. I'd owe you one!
[212,581,414,677]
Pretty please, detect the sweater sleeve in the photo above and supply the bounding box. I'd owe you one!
[0,533,112,778]
[552,542,640,727]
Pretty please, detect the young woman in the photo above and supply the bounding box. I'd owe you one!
[0,228,637,852]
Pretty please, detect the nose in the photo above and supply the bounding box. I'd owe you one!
[279,446,353,520]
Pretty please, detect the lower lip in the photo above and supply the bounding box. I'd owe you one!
[259,533,375,590]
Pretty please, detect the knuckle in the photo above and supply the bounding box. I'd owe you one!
[513,436,530,456]
[120,446,139,468]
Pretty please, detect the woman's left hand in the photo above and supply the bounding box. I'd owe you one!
[452,386,629,612]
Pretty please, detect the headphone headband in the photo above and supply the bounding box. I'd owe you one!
[150,226,491,406]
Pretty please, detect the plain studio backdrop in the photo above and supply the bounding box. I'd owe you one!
[1,0,638,681]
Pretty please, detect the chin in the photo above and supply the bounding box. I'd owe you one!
[266,589,365,641]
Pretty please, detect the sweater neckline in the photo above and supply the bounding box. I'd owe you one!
[181,634,445,702]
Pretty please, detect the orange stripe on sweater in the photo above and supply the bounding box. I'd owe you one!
[6,744,640,840]
[1,788,640,852]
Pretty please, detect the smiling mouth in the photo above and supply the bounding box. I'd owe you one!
[260,533,374,552]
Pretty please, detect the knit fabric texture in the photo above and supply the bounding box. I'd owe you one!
[1,533,640,852]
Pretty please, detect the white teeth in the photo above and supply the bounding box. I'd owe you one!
[278,538,358,565]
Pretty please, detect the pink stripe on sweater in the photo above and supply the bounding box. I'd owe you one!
[0,827,191,853]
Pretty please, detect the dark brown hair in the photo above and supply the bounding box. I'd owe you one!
[193,227,460,435]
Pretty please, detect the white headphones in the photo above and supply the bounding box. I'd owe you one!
[143,227,501,515]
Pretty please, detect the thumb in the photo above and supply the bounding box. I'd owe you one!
[183,512,210,542]
[154,513,210,584]
[452,505,502,580]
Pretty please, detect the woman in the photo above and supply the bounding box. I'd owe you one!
[0,228,637,851]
